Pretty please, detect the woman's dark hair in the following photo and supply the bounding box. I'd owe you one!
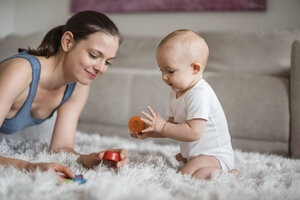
[18,10,120,57]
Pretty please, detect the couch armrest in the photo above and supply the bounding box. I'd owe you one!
[290,40,300,158]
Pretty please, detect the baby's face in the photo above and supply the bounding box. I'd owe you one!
[156,44,196,92]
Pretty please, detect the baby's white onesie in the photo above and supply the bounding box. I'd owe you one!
[167,79,234,170]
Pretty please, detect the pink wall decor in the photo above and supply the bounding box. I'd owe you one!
[71,0,267,13]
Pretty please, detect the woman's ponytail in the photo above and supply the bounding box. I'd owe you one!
[18,25,64,58]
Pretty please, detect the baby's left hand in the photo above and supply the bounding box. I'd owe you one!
[141,106,166,134]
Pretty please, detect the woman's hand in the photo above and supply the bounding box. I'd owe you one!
[25,162,75,178]
[77,149,129,169]
[141,106,166,134]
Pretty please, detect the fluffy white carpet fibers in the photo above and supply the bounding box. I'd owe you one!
[0,131,300,200]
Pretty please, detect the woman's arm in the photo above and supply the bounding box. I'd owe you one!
[49,83,129,169]
[0,59,74,177]
[49,82,90,153]
[0,156,30,169]
[0,156,74,178]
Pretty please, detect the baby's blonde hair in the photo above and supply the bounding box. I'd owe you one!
[158,29,209,69]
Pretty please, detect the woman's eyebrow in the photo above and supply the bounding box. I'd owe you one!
[89,48,116,60]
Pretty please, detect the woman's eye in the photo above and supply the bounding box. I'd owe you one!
[89,53,98,59]
[168,70,175,74]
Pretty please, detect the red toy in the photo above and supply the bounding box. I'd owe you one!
[103,151,120,162]
[128,116,146,133]
[103,151,120,167]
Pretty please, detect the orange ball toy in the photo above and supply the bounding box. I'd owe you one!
[128,116,146,133]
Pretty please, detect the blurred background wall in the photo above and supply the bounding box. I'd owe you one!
[0,0,300,38]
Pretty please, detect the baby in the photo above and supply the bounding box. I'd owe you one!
[130,29,237,179]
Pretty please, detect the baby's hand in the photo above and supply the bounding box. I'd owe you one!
[141,106,166,134]
[130,131,150,139]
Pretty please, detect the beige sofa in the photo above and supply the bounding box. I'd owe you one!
[1,30,300,158]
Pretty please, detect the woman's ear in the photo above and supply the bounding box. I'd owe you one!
[191,63,202,74]
[61,31,74,52]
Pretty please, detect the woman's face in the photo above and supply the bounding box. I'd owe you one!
[65,32,119,85]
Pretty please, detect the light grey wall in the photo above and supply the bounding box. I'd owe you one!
[0,0,300,38]
[0,0,16,37]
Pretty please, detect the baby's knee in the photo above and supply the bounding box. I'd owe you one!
[192,167,220,180]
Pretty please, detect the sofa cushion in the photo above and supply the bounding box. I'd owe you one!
[129,70,169,118]
[80,68,170,127]
[201,30,300,78]
[79,68,133,127]
[205,72,290,154]
[0,32,44,60]
[112,36,161,69]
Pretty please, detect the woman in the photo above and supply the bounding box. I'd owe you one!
[0,10,129,178]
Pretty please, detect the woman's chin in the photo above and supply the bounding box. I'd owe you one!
[78,79,91,85]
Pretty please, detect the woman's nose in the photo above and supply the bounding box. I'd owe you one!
[94,62,107,74]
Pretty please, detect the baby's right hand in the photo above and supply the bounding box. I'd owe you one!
[130,130,150,139]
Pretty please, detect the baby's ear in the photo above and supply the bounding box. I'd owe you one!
[191,63,202,74]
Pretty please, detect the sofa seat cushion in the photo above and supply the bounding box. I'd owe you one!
[205,72,289,142]
[205,72,290,155]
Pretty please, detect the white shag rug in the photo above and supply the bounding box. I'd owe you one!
[1,131,300,200]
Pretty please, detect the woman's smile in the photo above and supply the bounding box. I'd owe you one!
[85,69,96,79]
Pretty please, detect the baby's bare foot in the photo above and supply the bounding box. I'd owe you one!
[175,153,187,163]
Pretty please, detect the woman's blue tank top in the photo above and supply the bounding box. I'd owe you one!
[0,51,76,134]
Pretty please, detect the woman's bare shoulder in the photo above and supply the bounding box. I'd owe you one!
[0,57,32,80]
[0,57,33,90]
